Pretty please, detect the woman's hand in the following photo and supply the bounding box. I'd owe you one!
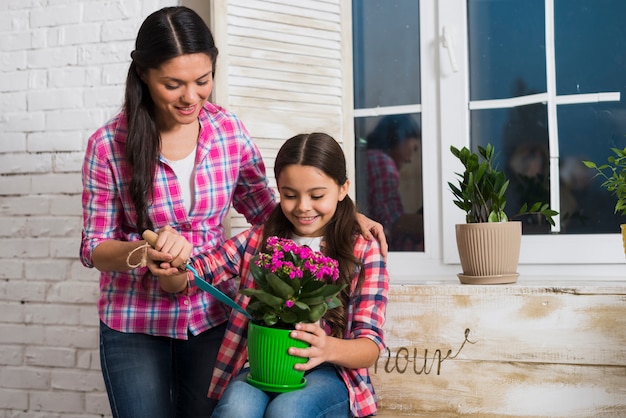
[355,213,388,259]
[145,225,192,271]
[144,226,192,293]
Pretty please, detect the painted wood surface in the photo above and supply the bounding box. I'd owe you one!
[372,281,626,417]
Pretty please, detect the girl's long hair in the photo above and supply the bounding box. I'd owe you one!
[261,133,364,338]
[125,6,218,234]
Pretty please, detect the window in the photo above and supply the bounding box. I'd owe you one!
[352,1,425,253]
[353,0,626,279]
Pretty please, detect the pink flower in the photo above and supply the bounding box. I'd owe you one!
[244,236,344,328]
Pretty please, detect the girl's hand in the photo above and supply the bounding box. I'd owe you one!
[288,322,333,371]
[288,322,381,370]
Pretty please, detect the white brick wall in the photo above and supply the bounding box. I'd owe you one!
[1,1,352,415]
[0,1,178,416]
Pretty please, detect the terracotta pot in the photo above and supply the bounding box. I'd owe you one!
[621,224,626,256]
[455,221,521,284]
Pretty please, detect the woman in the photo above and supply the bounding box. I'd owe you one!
[80,7,385,418]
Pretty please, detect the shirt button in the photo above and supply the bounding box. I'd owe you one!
[183,299,190,306]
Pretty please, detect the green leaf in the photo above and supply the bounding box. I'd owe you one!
[584,147,626,215]
[301,280,325,293]
[239,288,284,307]
[263,313,278,326]
[267,273,294,299]
[281,310,297,324]
[326,295,343,310]
[294,301,310,310]
[249,261,270,291]
[288,276,301,293]
[308,303,328,322]
[298,295,326,305]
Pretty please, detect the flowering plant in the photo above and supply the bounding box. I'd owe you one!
[240,236,346,329]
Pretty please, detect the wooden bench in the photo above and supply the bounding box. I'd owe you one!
[370,281,626,417]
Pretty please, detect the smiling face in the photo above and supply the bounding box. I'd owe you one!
[278,164,350,237]
[140,53,214,130]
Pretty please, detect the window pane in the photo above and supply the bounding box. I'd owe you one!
[352,1,420,108]
[468,0,546,101]
[558,103,626,233]
[555,0,626,95]
[471,105,553,234]
[355,114,424,252]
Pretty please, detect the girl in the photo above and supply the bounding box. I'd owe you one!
[149,133,389,417]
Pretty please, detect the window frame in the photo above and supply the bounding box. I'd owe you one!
[351,0,626,282]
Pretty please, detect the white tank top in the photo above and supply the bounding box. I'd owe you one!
[164,146,196,214]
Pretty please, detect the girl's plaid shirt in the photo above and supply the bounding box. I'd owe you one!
[192,225,389,417]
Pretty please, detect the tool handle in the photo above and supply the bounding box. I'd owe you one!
[142,230,159,247]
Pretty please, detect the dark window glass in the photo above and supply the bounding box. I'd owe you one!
[471,105,553,234]
[557,103,626,233]
[353,0,423,252]
[553,0,626,232]
[355,114,424,251]
[468,0,546,101]
[468,0,626,234]
[352,1,421,109]
[555,0,626,95]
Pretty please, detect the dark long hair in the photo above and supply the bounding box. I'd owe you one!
[261,133,363,338]
[125,6,218,234]
[366,114,421,152]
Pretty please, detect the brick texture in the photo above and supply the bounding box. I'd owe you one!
[0,1,178,416]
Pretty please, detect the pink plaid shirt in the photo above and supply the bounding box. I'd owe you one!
[80,103,275,339]
[192,225,389,417]
[367,149,404,228]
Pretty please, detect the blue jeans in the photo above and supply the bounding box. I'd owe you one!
[211,363,349,418]
[99,321,227,418]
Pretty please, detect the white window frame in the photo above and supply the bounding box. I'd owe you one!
[354,0,626,282]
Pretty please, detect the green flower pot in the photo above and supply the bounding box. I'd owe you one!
[246,321,309,392]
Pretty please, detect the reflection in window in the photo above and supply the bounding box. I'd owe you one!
[467,0,626,235]
[352,0,423,252]
[471,98,552,234]
[356,115,424,251]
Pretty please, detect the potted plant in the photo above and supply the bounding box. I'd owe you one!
[449,144,557,284]
[241,236,346,392]
[583,146,626,255]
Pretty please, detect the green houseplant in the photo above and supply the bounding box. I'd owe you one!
[583,147,626,216]
[583,146,626,255]
[449,144,557,224]
[241,236,346,392]
[449,144,557,284]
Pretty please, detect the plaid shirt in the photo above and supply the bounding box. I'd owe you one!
[80,103,275,339]
[366,149,404,228]
[192,225,389,417]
